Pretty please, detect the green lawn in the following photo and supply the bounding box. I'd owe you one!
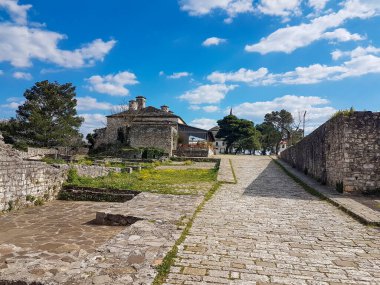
[65,167,218,195]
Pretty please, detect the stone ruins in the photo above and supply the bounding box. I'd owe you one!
[93,96,214,156]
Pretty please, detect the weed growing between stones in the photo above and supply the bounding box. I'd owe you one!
[152,182,222,285]
[229,159,237,184]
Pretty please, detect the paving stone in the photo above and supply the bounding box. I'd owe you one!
[182,266,207,276]
[166,156,380,284]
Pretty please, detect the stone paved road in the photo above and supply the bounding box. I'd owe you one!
[165,156,380,285]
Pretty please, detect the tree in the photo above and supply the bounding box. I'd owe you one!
[256,122,282,155]
[236,132,262,155]
[264,110,294,141]
[12,81,84,147]
[216,115,256,154]
[263,109,304,152]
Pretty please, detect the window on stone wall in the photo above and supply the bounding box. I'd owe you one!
[216,142,219,146]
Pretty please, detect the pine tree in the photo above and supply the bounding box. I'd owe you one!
[14,80,84,147]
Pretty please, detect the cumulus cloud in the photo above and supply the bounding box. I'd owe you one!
[190,105,220,112]
[257,0,301,17]
[245,0,380,54]
[232,95,337,132]
[179,0,254,23]
[179,84,237,104]
[308,0,329,11]
[76,96,115,111]
[0,96,24,110]
[322,28,364,42]
[86,71,139,96]
[0,1,116,68]
[12,71,32,80]
[202,37,227,46]
[208,45,380,85]
[190,118,217,130]
[167,71,192,79]
[0,0,32,25]
[79,113,107,136]
[208,67,269,83]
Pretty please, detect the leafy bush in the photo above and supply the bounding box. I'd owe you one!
[42,157,66,164]
[34,197,45,206]
[67,168,79,183]
[332,107,355,118]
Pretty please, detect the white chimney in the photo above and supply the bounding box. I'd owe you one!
[129,100,137,110]
[161,105,169,112]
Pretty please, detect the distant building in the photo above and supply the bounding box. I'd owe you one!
[278,140,288,154]
[94,96,214,156]
[209,126,227,154]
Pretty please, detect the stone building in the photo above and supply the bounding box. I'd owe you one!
[209,126,227,154]
[94,96,214,156]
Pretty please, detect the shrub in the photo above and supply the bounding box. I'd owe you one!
[332,107,355,118]
[42,157,66,164]
[34,197,44,206]
[67,168,79,183]
[26,194,36,202]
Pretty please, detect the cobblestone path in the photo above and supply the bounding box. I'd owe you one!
[165,156,380,285]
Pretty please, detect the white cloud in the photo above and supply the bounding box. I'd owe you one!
[322,28,364,42]
[0,24,117,68]
[202,105,220,112]
[202,37,227,46]
[179,0,254,23]
[0,96,24,110]
[167,71,192,79]
[190,118,217,130]
[308,0,329,11]
[257,0,301,17]
[79,113,107,136]
[245,0,380,54]
[179,84,237,104]
[208,67,269,83]
[12,71,32,80]
[232,95,337,132]
[76,96,115,111]
[189,105,220,112]
[86,71,138,96]
[207,45,380,85]
[0,1,116,68]
[0,0,32,25]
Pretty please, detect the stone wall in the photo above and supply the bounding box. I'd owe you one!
[54,164,123,178]
[129,124,177,156]
[280,112,380,193]
[0,137,67,212]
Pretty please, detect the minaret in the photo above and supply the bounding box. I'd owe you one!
[230,108,233,115]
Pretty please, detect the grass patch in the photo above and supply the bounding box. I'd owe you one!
[152,182,221,285]
[229,159,237,184]
[65,165,218,195]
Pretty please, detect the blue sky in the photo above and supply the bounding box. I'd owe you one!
[0,0,380,135]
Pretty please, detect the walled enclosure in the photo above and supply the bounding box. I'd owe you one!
[0,136,67,212]
[280,112,380,193]
[0,134,127,211]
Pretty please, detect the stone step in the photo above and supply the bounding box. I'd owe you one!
[59,186,140,203]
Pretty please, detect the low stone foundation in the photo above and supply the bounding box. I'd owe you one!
[0,138,67,212]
